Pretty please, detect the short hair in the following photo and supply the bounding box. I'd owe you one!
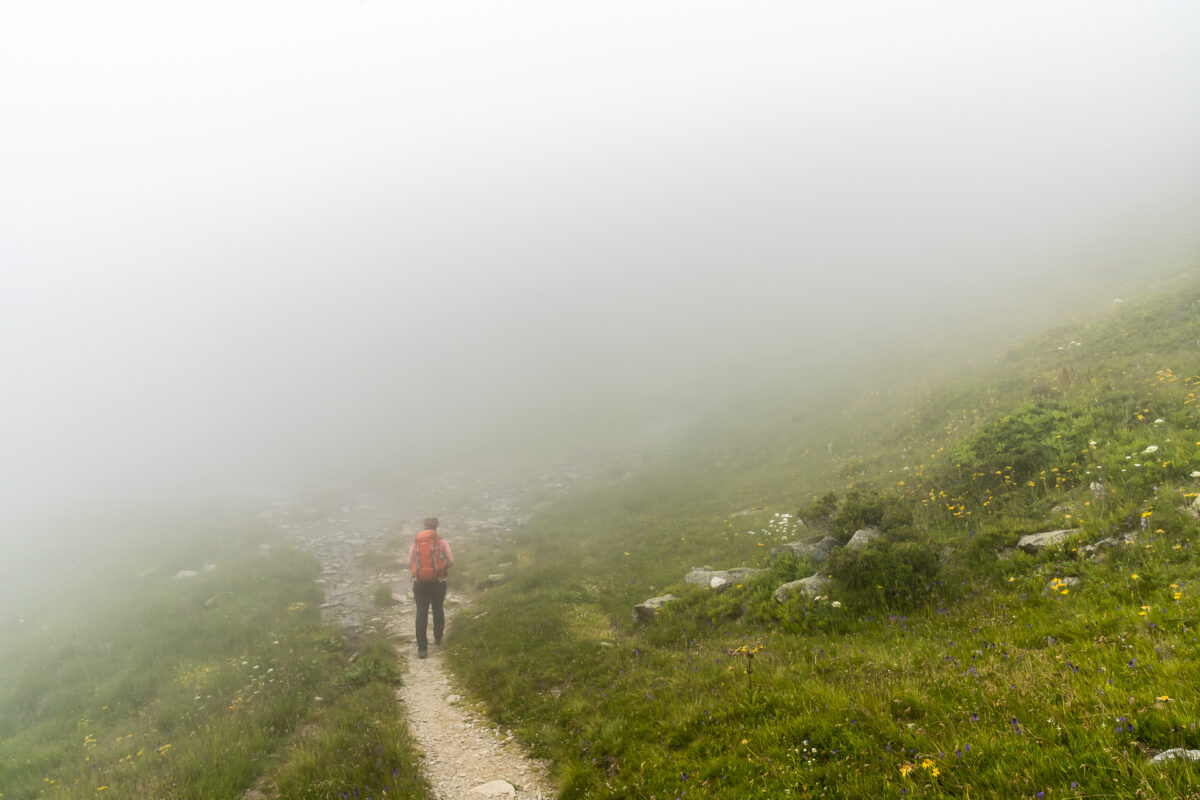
[423,516,439,530]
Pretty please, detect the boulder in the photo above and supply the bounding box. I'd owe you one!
[1017,529,1075,553]
[684,567,766,591]
[846,526,882,550]
[1151,748,1200,764]
[773,572,831,603]
[634,594,679,621]
[772,536,841,564]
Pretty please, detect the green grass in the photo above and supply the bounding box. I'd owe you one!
[449,272,1200,798]
[0,540,430,800]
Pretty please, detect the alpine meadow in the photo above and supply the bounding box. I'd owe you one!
[446,273,1200,799]
[5,6,1200,799]
[7,271,1200,799]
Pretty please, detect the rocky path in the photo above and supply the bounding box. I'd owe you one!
[394,603,554,800]
[268,491,557,800]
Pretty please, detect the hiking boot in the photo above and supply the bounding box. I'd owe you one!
[434,636,442,645]
[417,646,428,659]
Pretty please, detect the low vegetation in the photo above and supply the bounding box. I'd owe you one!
[0,543,430,800]
[450,273,1200,798]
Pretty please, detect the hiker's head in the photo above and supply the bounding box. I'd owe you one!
[423,516,439,531]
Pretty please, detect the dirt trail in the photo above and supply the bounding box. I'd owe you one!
[275,496,557,800]
[393,601,555,800]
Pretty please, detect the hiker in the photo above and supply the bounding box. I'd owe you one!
[409,516,454,659]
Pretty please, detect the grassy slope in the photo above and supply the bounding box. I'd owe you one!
[0,530,431,800]
[450,272,1200,799]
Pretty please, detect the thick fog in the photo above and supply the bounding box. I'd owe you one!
[3,2,1200,547]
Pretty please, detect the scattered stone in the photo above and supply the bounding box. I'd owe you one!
[1080,531,1137,559]
[172,570,199,580]
[846,526,881,550]
[479,574,507,587]
[446,694,460,705]
[772,536,840,564]
[1151,748,1200,764]
[1187,496,1200,520]
[995,547,1019,561]
[634,594,679,621]
[468,779,516,797]
[684,566,766,590]
[1017,529,1075,554]
[1045,576,1081,594]
[1142,445,1160,455]
[709,576,728,590]
[1050,505,1071,516]
[773,572,830,603]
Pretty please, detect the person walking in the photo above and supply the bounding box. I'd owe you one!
[409,516,454,659]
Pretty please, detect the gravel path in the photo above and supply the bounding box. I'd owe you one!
[276,494,557,800]
[394,602,555,800]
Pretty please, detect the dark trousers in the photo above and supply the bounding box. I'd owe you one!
[412,581,447,648]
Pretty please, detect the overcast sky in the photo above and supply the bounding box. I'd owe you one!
[2,2,1199,531]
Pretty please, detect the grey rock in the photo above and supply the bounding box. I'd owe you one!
[772,536,841,564]
[846,526,882,550]
[1050,505,1071,515]
[468,780,516,798]
[172,570,199,580]
[1017,529,1075,553]
[1080,531,1136,559]
[684,567,766,591]
[1151,748,1200,764]
[479,573,507,587]
[773,572,831,603]
[634,594,679,621]
[1044,576,1081,594]
[995,547,1019,561]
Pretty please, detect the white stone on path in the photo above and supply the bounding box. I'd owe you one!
[469,779,516,797]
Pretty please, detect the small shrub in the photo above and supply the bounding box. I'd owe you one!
[799,491,839,529]
[831,488,913,538]
[826,534,941,609]
[373,585,397,608]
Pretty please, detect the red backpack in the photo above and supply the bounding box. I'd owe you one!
[413,529,446,583]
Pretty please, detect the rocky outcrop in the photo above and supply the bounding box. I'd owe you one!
[1017,529,1075,553]
[773,572,830,603]
[634,594,679,621]
[846,526,882,550]
[772,536,840,564]
[684,566,766,591]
